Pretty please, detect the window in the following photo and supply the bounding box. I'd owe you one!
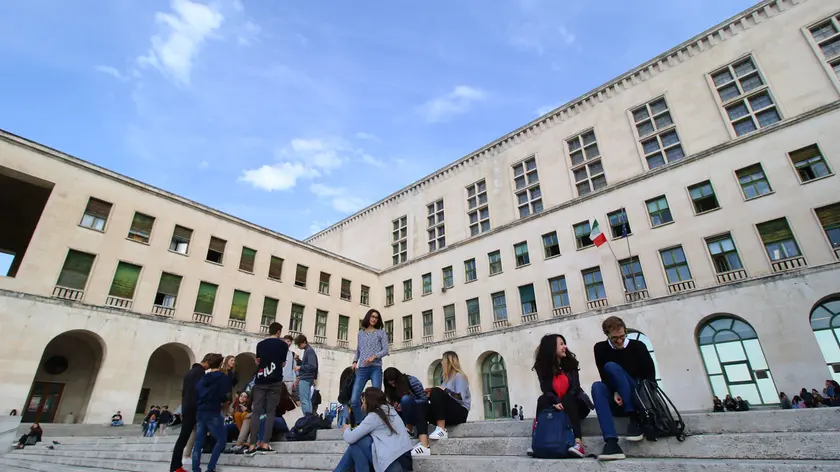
[688,181,720,213]
[513,242,530,267]
[660,246,692,283]
[706,234,744,273]
[0,252,11,277]
[294,264,308,288]
[154,272,182,308]
[239,247,256,273]
[385,285,394,306]
[442,266,454,288]
[542,232,560,258]
[582,267,606,301]
[646,196,673,226]
[289,304,304,333]
[815,203,840,250]
[491,292,507,321]
[268,256,283,281]
[466,298,481,327]
[444,304,456,332]
[80,197,112,231]
[127,212,155,244]
[402,315,413,341]
[318,272,330,294]
[574,221,593,249]
[423,310,434,337]
[206,237,226,264]
[169,225,192,254]
[736,164,772,199]
[464,258,477,282]
[618,257,646,292]
[711,56,780,136]
[341,279,352,301]
[108,261,141,300]
[488,250,503,275]
[512,157,543,218]
[230,290,250,321]
[403,279,413,301]
[789,145,833,183]
[567,130,607,196]
[632,97,685,169]
[56,249,95,290]
[422,273,432,294]
[316,310,328,338]
[261,297,278,326]
[338,315,349,341]
[808,14,840,80]
[518,284,537,314]
[756,218,801,261]
[466,179,491,235]
[427,199,446,252]
[810,296,840,382]
[548,276,570,308]
[194,282,218,315]
[392,216,408,265]
[360,285,370,305]
[607,209,631,238]
[385,320,394,344]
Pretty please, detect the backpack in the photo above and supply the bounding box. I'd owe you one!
[285,413,320,441]
[530,408,575,458]
[632,379,686,441]
[337,369,355,405]
[312,389,322,406]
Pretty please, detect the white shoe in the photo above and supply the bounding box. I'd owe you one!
[428,427,448,440]
[411,443,431,456]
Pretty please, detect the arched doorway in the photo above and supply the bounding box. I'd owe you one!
[480,352,510,420]
[428,360,443,387]
[234,353,257,391]
[23,330,106,423]
[136,343,194,422]
[697,316,777,405]
[810,295,840,383]
[627,330,661,385]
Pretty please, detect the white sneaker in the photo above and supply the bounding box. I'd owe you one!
[411,443,431,456]
[428,427,448,440]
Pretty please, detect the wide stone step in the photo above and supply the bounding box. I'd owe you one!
[0,456,104,472]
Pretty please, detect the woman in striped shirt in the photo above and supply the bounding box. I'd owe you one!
[350,309,390,423]
[384,367,431,456]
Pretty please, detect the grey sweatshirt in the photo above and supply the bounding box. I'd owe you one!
[342,405,413,472]
[298,345,319,381]
[441,372,471,411]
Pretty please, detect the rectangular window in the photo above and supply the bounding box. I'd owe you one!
[194,281,218,315]
[567,130,607,196]
[688,181,720,213]
[385,285,394,306]
[80,197,112,231]
[582,267,606,301]
[488,250,503,275]
[127,212,155,244]
[422,273,432,294]
[385,320,394,344]
[56,249,95,290]
[518,284,537,314]
[512,157,543,218]
[660,246,692,283]
[788,144,833,183]
[491,292,507,321]
[261,297,278,326]
[340,279,352,301]
[808,14,840,80]
[239,247,256,273]
[392,215,408,265]
[427,199,446,252]
[315,310,328,337]
[169,225,192,254]
[706,234,744,273]
[711,56,780,136]
[756,218,801,261]
[423,310,434,336]
[736,163,773,199]
[444,304,456,332]
[206,237,226,264]
[154,272,182,308]
[442,266,454,288]
[607,209,631,238]
[289,304,305,333]
[268,256,283,281]
[402,315,413,341]
[815,203,840,250]
[108,261,141,299]
[294,264,308,288]
[618,257,647,292]
[318,272,331,294]
[403,279,413,301]
[646,195,673,226]
[338,315,349,341]
[466,179,491,235]
[514,242,530,267]
[542,232,560,258]
[574,221,593,249]
[548,276,570,308]
[466,298,481,327]
[230,290,250,321]
[464,258,477,282]
[360,285,370,305]
[632,97,685,169]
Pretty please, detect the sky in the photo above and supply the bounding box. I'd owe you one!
[0,0,758,240]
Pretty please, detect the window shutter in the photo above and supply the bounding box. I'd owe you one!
[157,273,182,296]
[109,262,142,299]
[209,237,226,253]
[816,204,840,226]
[194,282,218,314]
[57,250,95,290]
[173,225,193,241]
[268,256,283,280]
[262,297,278,318]
[789,145,820,164]
[230,290,250,321]
[518,284,536,303]
[131,213,155,235]
[240,247,256,272]
[757,218,793,243]
[85,198,112,219]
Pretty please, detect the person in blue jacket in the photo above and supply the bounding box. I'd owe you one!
[191,353,229,472]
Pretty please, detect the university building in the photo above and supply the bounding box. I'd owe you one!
[1,0,839,424]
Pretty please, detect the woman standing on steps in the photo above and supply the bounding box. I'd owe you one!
[426,351,471,440]
[350,309,389,424]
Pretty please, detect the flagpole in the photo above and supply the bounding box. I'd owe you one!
[622,207,632,258]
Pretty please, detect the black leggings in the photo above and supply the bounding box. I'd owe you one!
[428,388,468,427]
[536,393,588,439]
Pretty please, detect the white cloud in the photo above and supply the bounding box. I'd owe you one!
[137,0,224,86]
[558,26,576,45]
[95,65,125,80]
[361,154,384,167]
[355,132,380,142]
[198,160,209,169]
[418,85,487,123]
[286,138,345,171]
[310,183,368,214]
[238,162,319,191]
[237,20,261,46]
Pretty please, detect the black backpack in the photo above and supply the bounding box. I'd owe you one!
[286,413,320,441]
[632,379,686,441]
[337,370,355,405]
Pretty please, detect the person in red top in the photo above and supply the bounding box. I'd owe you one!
[531,334,594,458]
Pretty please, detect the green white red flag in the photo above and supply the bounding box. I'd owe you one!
[589,220,607,247]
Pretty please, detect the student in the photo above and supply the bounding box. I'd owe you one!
[246,322,289,456]
[735,396,750,411]
[159,406,173,436]
[294,334,319,414]
[15,423,42,449]
[192,353,229,472]
[170,353,211,472]
[350,309,390,424]
[145,408,158,438]
[282,335,297,394]
[712,396,725,412]
[111,411,124,426]
[518,405,523,420]
[427,351,471,440]
[779,392,793,409]
[383,366,430,456]
[334,387,414,472]
[532,334,593,458]
[724,394,736,411]
[511,405,518,420]
[591,316,655,461]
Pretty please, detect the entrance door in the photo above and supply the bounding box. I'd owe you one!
[481,353,510,420]
[23,382,64,423]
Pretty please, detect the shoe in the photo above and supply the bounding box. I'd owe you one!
[411,443,431,456]
[597,439,626,461]
[526,447,533,457]
[428,427,448,440]
[567,442,585,458]
[232,445,247,455]
[244,447,259,457]
[257,445,276,454]
[626,418,644,442]
[174,468,187,472]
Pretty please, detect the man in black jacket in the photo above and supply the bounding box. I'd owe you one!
[170,353,211,472]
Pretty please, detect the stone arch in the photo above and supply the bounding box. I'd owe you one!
[135,343,195,422]
[809,294,840,383]
[234,352,258,392]
[22,329,106,423]
[477,351,510,420]
[626,330,661,384]
[428,359,443,387]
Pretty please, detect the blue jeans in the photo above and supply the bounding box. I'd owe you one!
[334,435,373,472]
[300,379,314,414]
[399,395,428,436]
[192,411,226,472]
[591,362,638,441]
[337,407,348,427]
[350,366,382,423]
[145,421,157,437]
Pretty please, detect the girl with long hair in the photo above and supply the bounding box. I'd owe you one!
[350,308,389,424]
[334,387,413,472]
[426,351,471,440]
[532,334,593,458]
[383,367,430,456]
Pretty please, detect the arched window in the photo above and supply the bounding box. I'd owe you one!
[810,296,840,383]
[480,353,510,420]
[431,361,443,387]
[697,316,777,405]
[627,330,661,384]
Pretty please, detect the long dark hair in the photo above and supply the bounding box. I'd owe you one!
[362,309,384,330]
[383,367,411,403]
[362,387,396,434]
[532,334,579,378]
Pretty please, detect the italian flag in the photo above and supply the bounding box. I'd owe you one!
[589,220,607,247]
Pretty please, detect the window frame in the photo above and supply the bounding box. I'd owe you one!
[422,310,434,337]
[443,304,456,332]
[511,155,543,218]
[704,232,745,275]
[466,179,491,236]
[565,128,607,196]
[802,12,840,94]
[513,241,530,267]
[466,298,481,327]
[618,256,647,293]
[606,208,631,239]
[294,264,308,288]
[403,279,413,301]
[812,202,840,254]
[426,199,446,252]
[542,231,561,259]
[488,250,503,275]
[645,195,674,228]
[755,217,803,263]
[169,225,193,255]
[127,211,156,245]
[360,285,370,306]
[422,273,433,295]
[402,315,413,341]
[659,245,693,284]
[573,221,593,249]
[239,246,257,274]
[581,266,606,302]
[548,275,570,309]
[687,180,721,215]
[205,236,227,265]
[385,285,394,306]
[464,258,477,282]
[734,163,774,201]
[79,197,112,232]
[289,303,305,333]
[392,215,408,266]
[442,266,454,289]
[706,54,782,138]
[340,278,352,301]
[786,143,834,184]
[268,256,283,282]
[491,291,507,321]
[107,260,143,300]
[628,94,686,170]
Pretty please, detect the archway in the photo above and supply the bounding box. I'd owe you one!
[22,330,106,423]
[627,330,661,385]
[697,315,777,405]
[234,352,257,391]
[809,295,840,383]
[428,360,443,387]
[135,343,194,423]
[479,352,510,420]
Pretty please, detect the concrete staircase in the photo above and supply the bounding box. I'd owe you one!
[2,409,839,471]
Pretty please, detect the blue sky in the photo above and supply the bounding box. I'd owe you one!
[0,0,757,240]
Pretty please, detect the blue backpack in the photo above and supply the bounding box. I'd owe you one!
[531,408,575,458]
